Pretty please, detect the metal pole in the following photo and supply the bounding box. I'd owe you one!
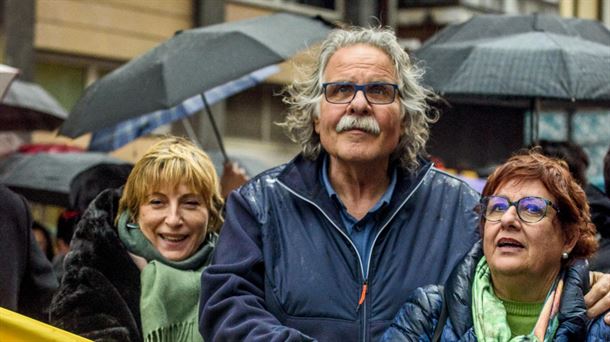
[181,118,202,149]
[567,107,574,142]
[533,98,540,144]
[529,99,535,145]
[202,93,229,163]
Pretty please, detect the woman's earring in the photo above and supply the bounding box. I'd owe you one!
[127,223,140,229]
[561,251,569,260]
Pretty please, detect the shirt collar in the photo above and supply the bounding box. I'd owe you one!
[321,154,397,211]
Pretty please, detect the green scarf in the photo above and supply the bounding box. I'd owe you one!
[118,211,216,342]
[472,257,563,342]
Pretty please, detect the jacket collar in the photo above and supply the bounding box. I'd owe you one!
[277,152,433,225]
[444,241,590,339]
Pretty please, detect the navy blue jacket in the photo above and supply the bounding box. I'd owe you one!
[383,242,610,341]
[199,153,480,341]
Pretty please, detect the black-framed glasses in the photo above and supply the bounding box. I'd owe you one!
[322,82,398,104]
[481,195,560,223]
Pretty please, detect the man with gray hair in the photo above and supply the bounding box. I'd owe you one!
[199,26,610,341]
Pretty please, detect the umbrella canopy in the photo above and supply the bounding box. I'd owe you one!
[59,12,333,139]
[0,152,131,207]
[1,79,69,131]
[414,13,610,103]
[88,64,279,152]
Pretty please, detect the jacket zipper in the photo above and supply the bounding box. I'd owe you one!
[277,165,432,342]
[358,279,368,342]
[358,166,430,341]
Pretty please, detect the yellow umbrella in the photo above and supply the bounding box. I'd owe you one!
[0,307,91,342]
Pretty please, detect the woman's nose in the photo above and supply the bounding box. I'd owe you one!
[165,206,182,227]
[500,206,520,229]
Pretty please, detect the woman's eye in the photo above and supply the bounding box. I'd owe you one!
[489,202,508,212]
[149,198,163,206]
[183,198,202,208]
[523,205,543,214]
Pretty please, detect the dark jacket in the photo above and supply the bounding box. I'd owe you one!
[383,242,610,341]
[587,184,610,273]
[200,153,480,342]
[0,184,58,322]
[49,188,216,341]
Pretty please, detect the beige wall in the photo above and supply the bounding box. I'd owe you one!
[559,0,601,19]
[35,0,193,61]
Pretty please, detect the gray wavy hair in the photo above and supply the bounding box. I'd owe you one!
[279,26,438,172]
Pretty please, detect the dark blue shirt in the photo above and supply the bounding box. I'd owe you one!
[321,156,397,277]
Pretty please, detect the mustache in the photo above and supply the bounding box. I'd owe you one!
[336,115,381,135]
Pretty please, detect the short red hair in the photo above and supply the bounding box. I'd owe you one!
[480,149,597,260]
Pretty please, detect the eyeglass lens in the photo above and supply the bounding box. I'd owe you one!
[324,83,396,104]
[484,196,549,223]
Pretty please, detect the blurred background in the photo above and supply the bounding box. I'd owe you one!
[1,0,609,229]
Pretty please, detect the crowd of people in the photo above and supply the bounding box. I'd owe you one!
[1,25,610,341]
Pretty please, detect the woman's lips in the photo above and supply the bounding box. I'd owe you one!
[497,237,524,249]
[159,233,189,250]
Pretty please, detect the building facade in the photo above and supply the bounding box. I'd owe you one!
[1,0,608,181]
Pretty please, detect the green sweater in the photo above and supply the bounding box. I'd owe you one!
[502,299,544,337]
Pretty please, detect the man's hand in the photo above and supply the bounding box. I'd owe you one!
[220,161,250,199]
[586,271,610,324]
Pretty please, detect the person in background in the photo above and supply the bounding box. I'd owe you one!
[534,140,610,273]
[32,220,55,262]
[50,136,223,341]
[589,145,610,273]
[52,209,80,282]
[0,184,58,322]
[534,140,589,187]
[383,151,609,341]
[50,163,134,282]
[70,163,134,215]
[220,161,250,199]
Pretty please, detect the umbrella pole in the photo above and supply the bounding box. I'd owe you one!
[202,93,229,163]
[181,118,203,149]
[533,98,540,144]
[529,98,540,145]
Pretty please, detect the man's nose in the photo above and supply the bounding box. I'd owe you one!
[348,89,371,114]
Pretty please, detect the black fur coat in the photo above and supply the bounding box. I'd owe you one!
[50,188,143,341]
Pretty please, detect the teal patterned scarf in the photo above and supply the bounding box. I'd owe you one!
[472,257,564,342]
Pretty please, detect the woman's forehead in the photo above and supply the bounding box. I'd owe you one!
[494,179,555,202]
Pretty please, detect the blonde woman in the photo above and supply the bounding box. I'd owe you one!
[50,136,223,341]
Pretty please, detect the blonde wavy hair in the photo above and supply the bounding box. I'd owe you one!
[279,26,438,172]
[117,136,224,233]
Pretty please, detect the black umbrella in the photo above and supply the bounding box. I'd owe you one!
[0,152,131,207]
[59,12,333,160]
[414,14,610,141]
[1,79,69,131]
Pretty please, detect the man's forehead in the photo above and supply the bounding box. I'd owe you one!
[324,45,397,81]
